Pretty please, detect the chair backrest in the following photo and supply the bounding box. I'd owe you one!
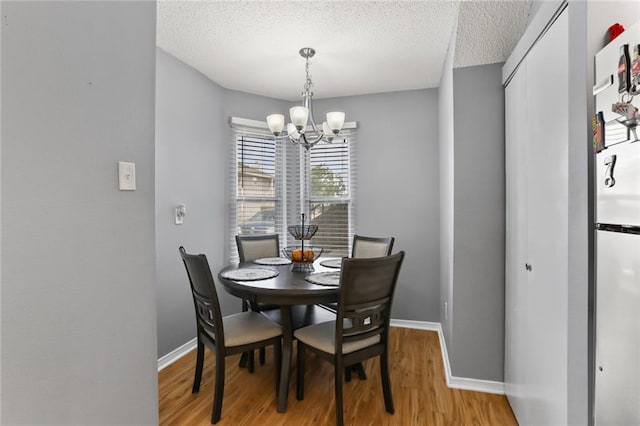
[351,235,395,258]
[235,234,280,263]
[179,247,225,346]
[335,251,405,350]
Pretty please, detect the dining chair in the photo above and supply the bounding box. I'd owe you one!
[235,234,282,367]
[319,234,395,315]
[235,234,280,265]
[319,234,396,382]
[352,234,395,258]
[295,251,406,426]
[179,246,282,424]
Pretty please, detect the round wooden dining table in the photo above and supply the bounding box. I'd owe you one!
[218,258,340,413]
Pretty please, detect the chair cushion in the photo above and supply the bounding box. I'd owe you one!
[212,312,282,347]
[294,320,380,355]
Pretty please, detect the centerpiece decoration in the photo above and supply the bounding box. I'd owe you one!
[282,213,322,272]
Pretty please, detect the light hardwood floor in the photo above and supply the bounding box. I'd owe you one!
[159,327,517,425]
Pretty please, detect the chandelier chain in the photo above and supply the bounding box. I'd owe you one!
[304,56,313,93]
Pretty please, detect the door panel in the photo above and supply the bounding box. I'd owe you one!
[504,9,569,425]
[524,11,569,424]
[504,56,529,415]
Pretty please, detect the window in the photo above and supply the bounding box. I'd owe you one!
[230,117,356,261]
[229,122,284,262]
[306,140,354,257]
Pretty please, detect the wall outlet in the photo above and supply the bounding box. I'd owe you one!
[118,161,136,191]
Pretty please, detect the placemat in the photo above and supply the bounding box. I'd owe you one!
[305,271,341,286]
[220,268,279,281]
[319,258,342,269]
[253,257,292,266]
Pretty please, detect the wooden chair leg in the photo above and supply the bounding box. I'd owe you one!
[380,352,394,414]
[238,300,250,368]
[354,362,367,380]
[260,347,266,365]
[345,366,352,382]
[248,350,255,373]
[239,352,248,368]
[335,359,345,426]
[192,339,205,393]
[212,353,226,424]
[296,343,305,400]
[274,340,282,394]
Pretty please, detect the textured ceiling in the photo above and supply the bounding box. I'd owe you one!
[455,1,529,68]
[157,1,530,101]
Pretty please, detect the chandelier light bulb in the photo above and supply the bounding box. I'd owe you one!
[290,106,309,131]
[322,122,335,142]
[266,114,285,136]
[326,112,345,134]
[287,123,301,141]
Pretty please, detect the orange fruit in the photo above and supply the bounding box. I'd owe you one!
[292,249,303,262]
[303,249,315,261]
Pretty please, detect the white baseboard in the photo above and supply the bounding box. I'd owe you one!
[391,319,505,395]
[390,319,441,331]
[158,337,197,371]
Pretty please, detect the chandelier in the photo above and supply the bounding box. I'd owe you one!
[266,47,346,150]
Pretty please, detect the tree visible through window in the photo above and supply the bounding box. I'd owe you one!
[310,164,346,196]
[307,141,352,257]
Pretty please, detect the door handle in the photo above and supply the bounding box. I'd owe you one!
[525,263,532,272]
[604,154,617,187]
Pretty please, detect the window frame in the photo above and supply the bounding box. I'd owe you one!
[302,136,356,258]
[229,117,357,262]
[229,119,286,263]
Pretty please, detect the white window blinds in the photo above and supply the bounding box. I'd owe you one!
[286,131,357,258]
[230,117,356,261]
[229,121,285,262]
[306,136,356,257]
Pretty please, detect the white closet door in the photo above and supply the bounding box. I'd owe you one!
[524,9,569,424]
[504,54,530,419]
[504,9,569,425]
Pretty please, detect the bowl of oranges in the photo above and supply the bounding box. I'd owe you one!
[282,246,323,272]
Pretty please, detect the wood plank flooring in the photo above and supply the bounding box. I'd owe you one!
[158,328,517,425]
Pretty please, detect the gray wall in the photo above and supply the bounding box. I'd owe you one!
[155,48,225,358]
[1,2,158,423]
[439,27,456,353]
[439,23,506,381]
[155,49,290,357]
[313,90,441,321]
[450,63,505,381]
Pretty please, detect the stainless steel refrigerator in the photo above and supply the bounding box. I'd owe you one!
[594,21,640,425]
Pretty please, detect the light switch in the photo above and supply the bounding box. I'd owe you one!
[175,204,186,225]
[118,162,136,191]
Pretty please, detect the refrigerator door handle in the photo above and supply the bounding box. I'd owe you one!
[603,154,617,187]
